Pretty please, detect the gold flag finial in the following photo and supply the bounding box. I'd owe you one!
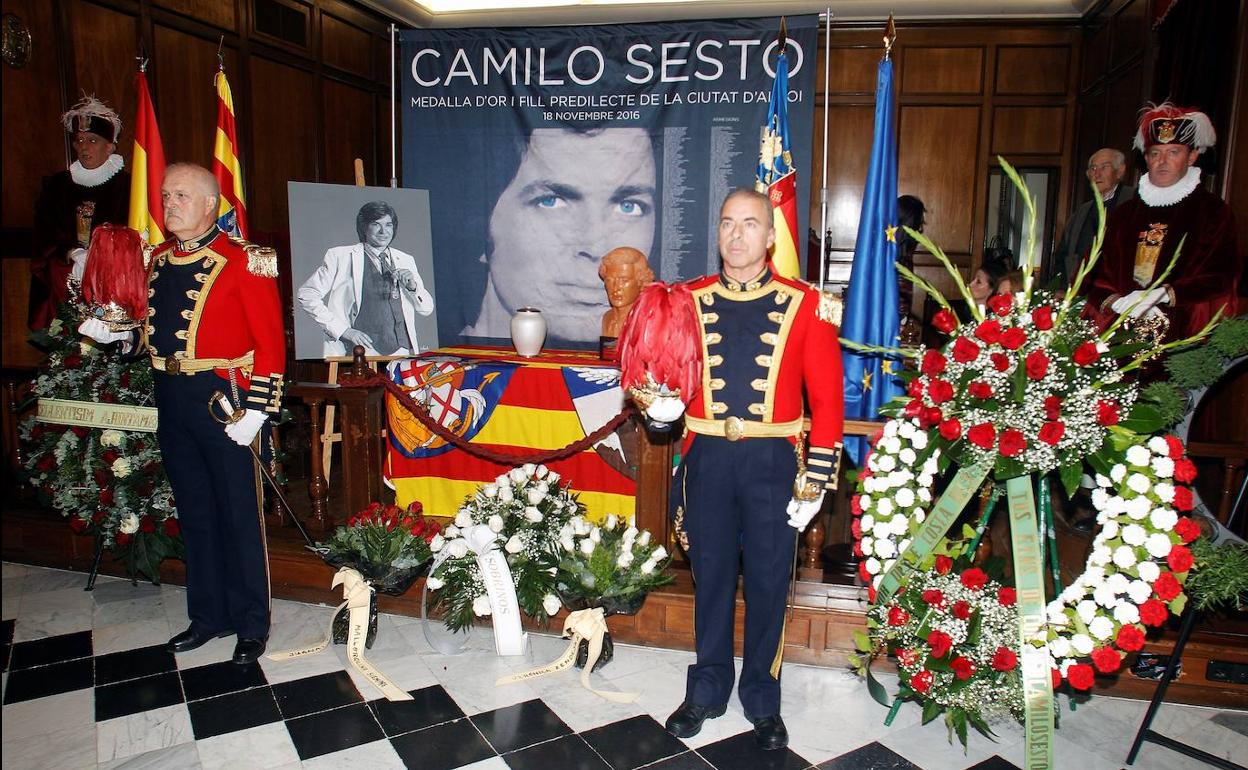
[883,13,897,60]
[778,16,788,50]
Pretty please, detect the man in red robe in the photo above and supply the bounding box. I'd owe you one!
[1089,104,1240,339]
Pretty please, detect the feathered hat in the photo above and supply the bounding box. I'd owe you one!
[1133,102,1215,153]
[61,95,122,143]
[618,282,702,407]
[81,224,148,330]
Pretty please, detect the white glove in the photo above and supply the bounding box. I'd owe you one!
[786,491,826,530]
[78,318,130,345]
[646,395,686,424]
[69,248,89,282]
[224,409,268,446]
[1111,287,1169,318]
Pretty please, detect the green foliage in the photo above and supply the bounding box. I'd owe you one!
[1165,346,1231,389]
[1138,382,1189,428]
[1210,316,1248,359]
[314,501,438,586]
[1185,538,1248,613]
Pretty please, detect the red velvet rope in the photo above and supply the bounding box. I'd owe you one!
[337,370,632,466]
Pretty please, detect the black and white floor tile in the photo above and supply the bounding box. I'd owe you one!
[3,562,1245,770]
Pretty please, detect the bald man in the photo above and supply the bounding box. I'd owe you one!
[81,162,286,665]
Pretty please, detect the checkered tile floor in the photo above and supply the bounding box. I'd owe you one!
[3,563,1245,769]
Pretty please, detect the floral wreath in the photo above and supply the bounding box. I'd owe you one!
[21,308,181,583]
[845,160,1221,753]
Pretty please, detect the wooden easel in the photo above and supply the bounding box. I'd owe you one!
[317,159,405,481]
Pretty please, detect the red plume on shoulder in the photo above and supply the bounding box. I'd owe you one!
[81,224,148,322]
[618,282,701,403]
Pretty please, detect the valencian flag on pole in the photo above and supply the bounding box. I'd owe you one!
[755,21,801,279]
[128,67,166,244]
[212,68,248,238]
[841,55,904,465]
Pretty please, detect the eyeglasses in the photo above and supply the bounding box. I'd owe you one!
[1086,162,1116,173]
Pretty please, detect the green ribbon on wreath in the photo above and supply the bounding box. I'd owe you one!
[1005,476,1054,770]
[866,463,990,710]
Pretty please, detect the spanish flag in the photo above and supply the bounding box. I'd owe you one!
[128,69,165,244]
[755,31,801,279]
[212,69,248,238]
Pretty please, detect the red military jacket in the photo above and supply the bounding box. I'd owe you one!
[681,267,845,490]
[143,227,286,413]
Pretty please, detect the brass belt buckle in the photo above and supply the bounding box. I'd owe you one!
[166,357,181,375]
[724,416,745,441]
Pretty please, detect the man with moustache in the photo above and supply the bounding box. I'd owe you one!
[79,163,285,665]
[1089,104,1240,338]
[639,189,844,750]
[30,96,131,329]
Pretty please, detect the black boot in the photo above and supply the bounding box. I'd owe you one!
[750,714,789,750]
[664,702,727,738]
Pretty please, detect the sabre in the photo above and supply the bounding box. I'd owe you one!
[208,390,317,548]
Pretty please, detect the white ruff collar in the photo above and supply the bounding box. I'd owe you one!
[1138,166,1201,207]
[69,154,124,187]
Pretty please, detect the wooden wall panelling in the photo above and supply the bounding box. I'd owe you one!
[1109,0,1150,73]
[1081,23,1110,91]
[991,105,1067,155]
[322,78,376,185]
[818,45,880,96]
[152,0,237,33]
[899,46,985,95]
[1072,88,1108,205]
[68,0,140,167]
[897,105,982,258]
[321,11,372,78]
[1104,63,1146,172]
[812,105,873,287]
[995,46,1071,95]
[152,24,238,169]
[1,0,65,230]
[248,55,317,233]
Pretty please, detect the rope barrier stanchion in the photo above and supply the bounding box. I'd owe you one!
[337,370,632,467]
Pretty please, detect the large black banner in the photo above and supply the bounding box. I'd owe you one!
[400,16,817,346]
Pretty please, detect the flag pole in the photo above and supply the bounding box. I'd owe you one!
[817,8,832,290]
[390,23,397,189]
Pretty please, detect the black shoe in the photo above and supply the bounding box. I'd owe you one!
[167,627,232,654]
[750,714,789,750]
[232,637,267,665]
[664,701,726,739]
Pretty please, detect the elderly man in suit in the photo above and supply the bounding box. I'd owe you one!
[298,200,434,356]
[1052,148,1135,285]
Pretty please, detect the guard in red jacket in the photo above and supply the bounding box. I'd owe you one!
[643,189,844,751]
[81,163,285,665]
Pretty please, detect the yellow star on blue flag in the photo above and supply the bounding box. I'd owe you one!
[862,370,873,391]
[885,224,898,243]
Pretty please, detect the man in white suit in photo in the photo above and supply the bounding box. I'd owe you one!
[298,200,434,356]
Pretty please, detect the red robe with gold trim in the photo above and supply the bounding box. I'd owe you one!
[1089,186,1240,339]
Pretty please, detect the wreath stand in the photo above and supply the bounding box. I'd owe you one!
[1126,471,1248,770]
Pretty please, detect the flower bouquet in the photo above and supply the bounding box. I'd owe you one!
[21,305,181,584]
[857,560,1025,744]
[312,501,440,647]
[427,463,581,634]
[554,514,673,670]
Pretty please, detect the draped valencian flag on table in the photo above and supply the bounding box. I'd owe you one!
[755,27,801,279]
[385,347,636,521]
[841,56,904,465]
[128,68,165,244]
[212,69,248,238]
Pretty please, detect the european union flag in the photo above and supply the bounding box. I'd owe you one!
[841,58,903,465]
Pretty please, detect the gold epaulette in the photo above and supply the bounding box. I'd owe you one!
[242,242,279,278]
[817,290,843,326]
